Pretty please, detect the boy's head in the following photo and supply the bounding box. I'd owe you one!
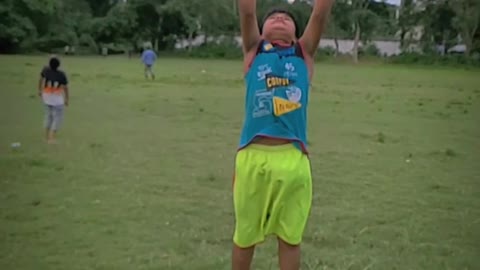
[49,56,60,71]
[261,7,300,43]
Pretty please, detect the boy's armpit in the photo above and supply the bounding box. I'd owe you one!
[297,40,314,81]
[243,48,259,75]
[62,74,68,85]
[40,66,47,77]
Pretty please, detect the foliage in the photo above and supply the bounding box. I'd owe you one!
[182,40,243,59]
[389,52,480,67]
[449,0,480,56]
[0,0,478,65]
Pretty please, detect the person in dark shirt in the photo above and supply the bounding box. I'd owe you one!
[38,56,69,144]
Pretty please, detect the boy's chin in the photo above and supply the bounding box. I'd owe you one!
[264,34,294,43]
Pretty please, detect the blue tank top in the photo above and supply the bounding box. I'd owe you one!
[238,41,310,154]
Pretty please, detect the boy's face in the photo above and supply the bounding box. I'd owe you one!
[262,12,296,42]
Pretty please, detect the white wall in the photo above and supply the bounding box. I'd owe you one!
[318,39,402,56]
[175,35,404,56]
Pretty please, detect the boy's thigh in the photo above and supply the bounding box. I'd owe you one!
[44,105,53,127]
[233,150,270,247]
[270,156,313,245]
[52,105,64,118]
[51,105,65,129]
[44,105,53,115]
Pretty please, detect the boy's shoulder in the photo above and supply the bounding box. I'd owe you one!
[41,65,49,74]
[243,41,310,71]
[243,41,314,80]
[51,68,68,77]
[58,69,67,76]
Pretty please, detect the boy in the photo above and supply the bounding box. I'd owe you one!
[233,1,334,269]
[141,46,157,80]
[38,56,69,144]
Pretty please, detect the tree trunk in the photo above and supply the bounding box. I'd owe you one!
[332,24,339,57]
[334,37,339,58]
[400,29,406,50]
[399,0,406,50]
[188,31,194,52]
[464,34,472,57]
[353,23,361,64]
[464,23,478,57]
[441,30,447,56]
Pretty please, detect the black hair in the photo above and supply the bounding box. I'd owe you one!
[260,7,300,38]
[49,57,60,71]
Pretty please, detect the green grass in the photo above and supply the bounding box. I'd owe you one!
[1,55,479,270]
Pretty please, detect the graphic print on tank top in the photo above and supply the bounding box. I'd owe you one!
[251,43,304,119]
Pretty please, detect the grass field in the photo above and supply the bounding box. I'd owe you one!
[0,55,479,270]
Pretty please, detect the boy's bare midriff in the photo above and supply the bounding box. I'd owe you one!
[252,136,292,145]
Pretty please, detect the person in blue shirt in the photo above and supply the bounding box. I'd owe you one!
[232,1,334,269]
[141,46,157,80]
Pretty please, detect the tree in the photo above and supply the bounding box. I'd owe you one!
[334,0,380,63]
[84,0,119,17]
[91,2,138,52]
[429,1,456,54]
[0,0,476,59]
[369,0,397,39]
[163,0,237,50]
[450,0,480,56]
[127,0,170,50]
[398,0,420,50]
[48,0,93,50]
[0,0,62,52]
[0,1,37,52]
[328,1,352,56]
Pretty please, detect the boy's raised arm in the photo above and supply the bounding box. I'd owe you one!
[238,0,261,54]
[299,0,335,57]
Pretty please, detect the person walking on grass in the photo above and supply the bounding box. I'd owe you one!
[141,45,157,80]
[38,56,69,144]
[232,0,334,269]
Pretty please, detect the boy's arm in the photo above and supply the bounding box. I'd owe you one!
[63,74,69,106]
[38,77,44,97]
[64,86,69,106]
[299,0,335,57]
[238,0,261,54]
[38,68,46,97]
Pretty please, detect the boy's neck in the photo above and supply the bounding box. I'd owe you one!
[268,39,294,48]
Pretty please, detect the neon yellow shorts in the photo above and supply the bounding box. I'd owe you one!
[233,143,313,248]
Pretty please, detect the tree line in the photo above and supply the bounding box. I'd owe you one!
[0,0,479,63]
